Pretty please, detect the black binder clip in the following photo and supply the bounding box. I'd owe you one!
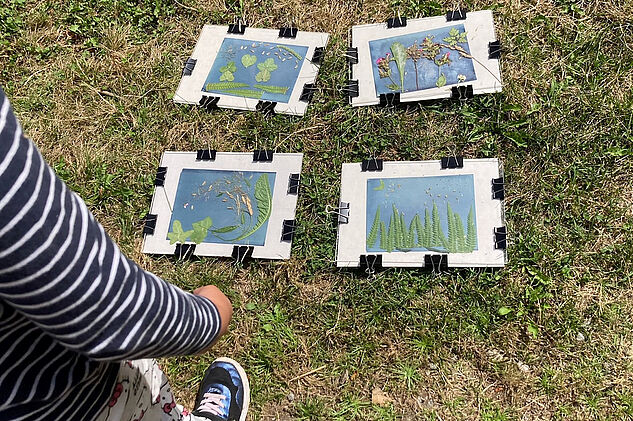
[446,8,467,21]
[425,254,448,272]
[451,85,474,100]
[287,173,300,194]
[359,254,382,274]
[228,20,247,34]
[311,47,325,65]
[327,201,350,224]
[154,167,167,186]
[196,149,216,161]
[278,26,298,38]
[441,156,464,169]
[489,40,502,59]
[386,16,407,28]
[342,80,359,98]
[253,150,274,162]
[175,243,196,260]
[345,47,358,64]
[281,220,296,242]
[182,58,197,76]
[492,177,505,200]
[199,96,220,111]
[232,245,253,263]
[299,83,318,102]
[256,100,276,114]
[494,227,507,249]
[379,92,400,107]
[143,214,157,235]
[361,158,383,172]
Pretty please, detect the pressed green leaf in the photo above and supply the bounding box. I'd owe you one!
[255,69,271,82]
[436,73,446,88]
[367,206,380,249]
[221,88,263,98]
[241,54,257,68]
[253,84,288,94]
[212,225,240,233]
[189,228,207,244]
[276,45,303,59]
[220,61,236,73]
[255,59,278,83]
[234,174,272,240]
[192,216,213,230]
[219,71,235,82]
[167,220,193,244]
[390,42,407,90]
[380,221,387,250]
[257,58,278,72]
[205,82,249,90]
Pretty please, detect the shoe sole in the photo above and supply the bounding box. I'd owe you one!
[214,357,250,421]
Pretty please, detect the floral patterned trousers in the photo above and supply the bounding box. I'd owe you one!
[95,359,206,421]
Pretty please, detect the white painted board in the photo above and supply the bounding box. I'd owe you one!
[336,158,507,268]
[175,25,329,116]
[350,10,502,106]
[143,152,303,260]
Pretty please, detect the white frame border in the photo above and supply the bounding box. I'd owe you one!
[174,25,329,116]
[350,10,502,106]
[143,152,303,260]
[336,158,507,268]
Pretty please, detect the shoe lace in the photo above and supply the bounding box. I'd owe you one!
[196,392,226,417]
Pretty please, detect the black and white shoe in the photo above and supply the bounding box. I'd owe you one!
[191,358,250,421]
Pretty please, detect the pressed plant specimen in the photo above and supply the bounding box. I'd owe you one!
[371,25,474,93]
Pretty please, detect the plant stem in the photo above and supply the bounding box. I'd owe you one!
[437,43,502,84]
[387,59,402,91]
[413,59,419,90]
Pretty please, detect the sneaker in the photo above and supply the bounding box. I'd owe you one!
[191,358,250,421]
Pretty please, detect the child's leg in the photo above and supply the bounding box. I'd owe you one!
[95,359,249,421]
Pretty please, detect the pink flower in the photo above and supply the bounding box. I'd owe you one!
[182,408,190,416]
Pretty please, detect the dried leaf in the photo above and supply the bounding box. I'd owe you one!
[371,388,393,407]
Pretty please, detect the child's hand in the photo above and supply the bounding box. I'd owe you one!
[194,285,233,352]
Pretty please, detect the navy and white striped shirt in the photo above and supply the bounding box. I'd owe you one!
[0,88,222,420]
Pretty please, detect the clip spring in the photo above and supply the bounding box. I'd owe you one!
[326,202,350,224]
[342,80,359,98]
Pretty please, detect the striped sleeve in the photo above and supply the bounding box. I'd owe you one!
[0,88,222,361]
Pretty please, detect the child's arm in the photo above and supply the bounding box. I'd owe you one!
[0,88,230,361]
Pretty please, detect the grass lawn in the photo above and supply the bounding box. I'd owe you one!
[2,0,633,419]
